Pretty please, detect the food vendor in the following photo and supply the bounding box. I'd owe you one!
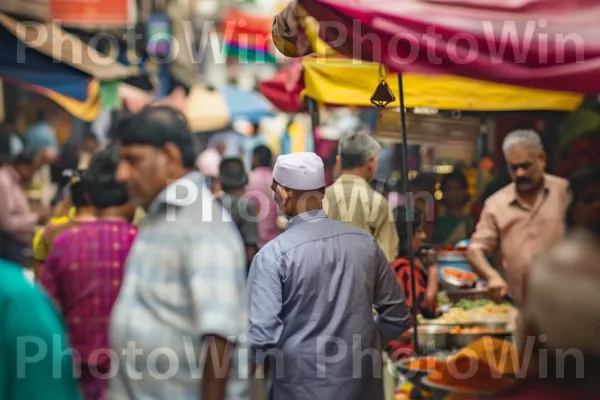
[248,152,411,400]
[467,130,569,304]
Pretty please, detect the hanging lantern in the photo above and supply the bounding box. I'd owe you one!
[370,64,396,108]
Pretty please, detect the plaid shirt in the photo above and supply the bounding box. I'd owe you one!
[110,172,249,400]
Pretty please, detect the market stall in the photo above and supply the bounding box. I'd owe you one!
[0,12,136,121]
[271,1,593,398]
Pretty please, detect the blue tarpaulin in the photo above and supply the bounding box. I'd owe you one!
[0,23,93,102]
[220,85,274,124]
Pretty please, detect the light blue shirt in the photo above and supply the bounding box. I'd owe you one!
[24,122,58,154]
[110,172,249,400]
[248,210,411,400]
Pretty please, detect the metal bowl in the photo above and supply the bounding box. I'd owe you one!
[440,268,478,291]
[450,332,513,348]
[410,326,452,352]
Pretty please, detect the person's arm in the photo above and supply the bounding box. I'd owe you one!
[247,254,283,374]
[202,335,233,400]
[241,202,260,267]
[186,227,247,400]
[466,204,507,302]
[373,246,412,340]
[0,183,38,238]
[374,199,399,263]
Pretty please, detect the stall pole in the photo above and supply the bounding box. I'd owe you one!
[307,97,318,146]
[398,75,419,353]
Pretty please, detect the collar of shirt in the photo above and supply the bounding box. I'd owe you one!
[148,171,203,215]
[286,209,327,230]
[508,174,552,210]
[335,173,369,186]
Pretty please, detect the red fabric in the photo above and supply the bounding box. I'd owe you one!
[300,0,600,93]
[258,61,304,112]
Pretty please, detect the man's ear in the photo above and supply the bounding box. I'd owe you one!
[162,142,183,167]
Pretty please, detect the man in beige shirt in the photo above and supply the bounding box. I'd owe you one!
[324,132,399,262]
[467,130,569,304]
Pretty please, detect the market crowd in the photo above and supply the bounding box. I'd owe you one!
[0,104,600,400]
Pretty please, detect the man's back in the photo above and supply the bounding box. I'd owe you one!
[249,210,410,400]
[324,174,398,262]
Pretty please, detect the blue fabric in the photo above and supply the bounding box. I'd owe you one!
[24,122,58,154]
[0,25,92,101]
[220,85,274,124]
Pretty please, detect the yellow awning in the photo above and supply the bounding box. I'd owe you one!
[302,58,583,111]
[298,12,583,112]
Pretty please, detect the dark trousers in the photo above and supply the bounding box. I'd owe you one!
[0,232,25,266]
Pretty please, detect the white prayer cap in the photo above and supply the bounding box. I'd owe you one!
[273,152,325,191]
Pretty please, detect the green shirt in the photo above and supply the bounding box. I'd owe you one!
[0,260,82,400]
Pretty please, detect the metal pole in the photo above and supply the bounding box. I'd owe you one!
[398,74,419,355]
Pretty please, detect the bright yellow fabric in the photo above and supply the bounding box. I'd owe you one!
[301,58,583,111]
[298,11,583,111]
[32,215,72,261]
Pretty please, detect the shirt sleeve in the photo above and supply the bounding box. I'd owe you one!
[3,288,81,400]
[374,197,399,263]
[373,247,412,340]
[185,226,248,342]
[469,202,499,254]
[247,254,284,364]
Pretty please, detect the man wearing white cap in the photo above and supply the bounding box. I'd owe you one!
[248,152,411,400]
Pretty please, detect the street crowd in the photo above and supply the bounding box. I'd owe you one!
[0,104,600,400]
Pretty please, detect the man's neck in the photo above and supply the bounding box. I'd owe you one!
[340,169,369,181]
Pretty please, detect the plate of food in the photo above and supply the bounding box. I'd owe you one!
[441,267,478,290]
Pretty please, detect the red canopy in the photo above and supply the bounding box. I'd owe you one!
[298,0,600,93]
[258,60,304,112]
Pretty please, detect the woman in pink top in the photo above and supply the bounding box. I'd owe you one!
[246,145,280,248]
[41,148,137,400]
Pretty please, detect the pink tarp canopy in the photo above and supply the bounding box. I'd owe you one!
[298,0,600,93]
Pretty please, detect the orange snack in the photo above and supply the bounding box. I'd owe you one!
[407,357,445,371]
[428,338,518,393]
[450,326,504,334]
[442,268,477,281]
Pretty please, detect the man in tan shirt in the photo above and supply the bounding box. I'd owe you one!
[467,130,569,304]
[324,132,399,262]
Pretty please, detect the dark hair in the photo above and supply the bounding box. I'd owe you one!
[567,164,600,228]
[12,150,36,166]
[394,206,423,258]
[219,157,248,191]
[70,171,92,207]
[252,145,272,168]
[116,106,196,169]
[83,147,129,209]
